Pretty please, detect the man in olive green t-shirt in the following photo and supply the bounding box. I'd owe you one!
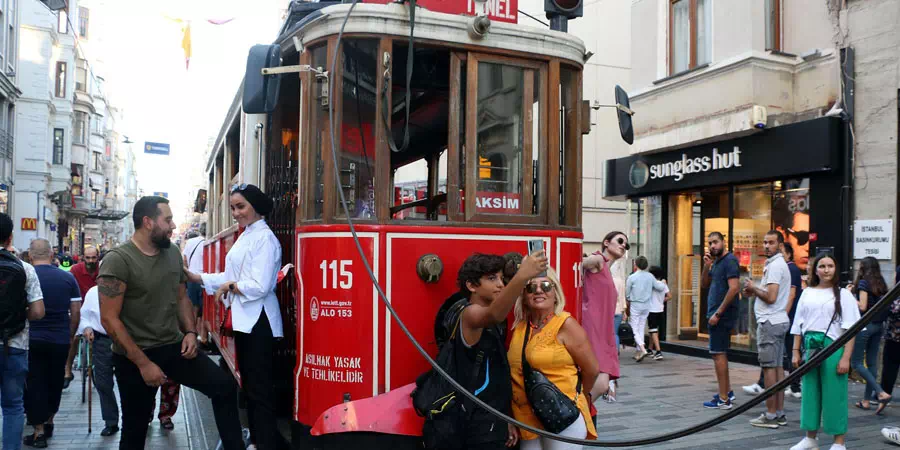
[98,196,244,450]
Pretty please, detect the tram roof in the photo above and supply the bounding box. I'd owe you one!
[207,2,588,173]
[278,3,587,65]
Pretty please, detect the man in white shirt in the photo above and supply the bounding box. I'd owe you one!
[743,230,792,429]
[77,285,120,436]
[0,213,45,450]
[182,225,207,344]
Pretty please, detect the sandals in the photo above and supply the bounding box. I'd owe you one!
[876,395,893,416]
[855,400,872,410]
[62,374,74,389]
[160,418,175,430]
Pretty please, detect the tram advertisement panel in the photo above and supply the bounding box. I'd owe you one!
[296,233,378,425]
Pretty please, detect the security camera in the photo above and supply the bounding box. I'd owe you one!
[752,105,767,129]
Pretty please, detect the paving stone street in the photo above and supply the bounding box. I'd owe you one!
[23,351,900,449]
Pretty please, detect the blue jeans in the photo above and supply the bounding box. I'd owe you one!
[851,322,885,400]
[613,314,623,349]
[1,346,28,450]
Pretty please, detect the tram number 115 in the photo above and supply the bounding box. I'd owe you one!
[320,260,353,289]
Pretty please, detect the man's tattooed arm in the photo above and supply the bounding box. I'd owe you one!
[98,276,152,368]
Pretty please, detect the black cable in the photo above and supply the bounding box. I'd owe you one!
[380,0,416,153]
[325,1,892,446]
[519,10,549,27]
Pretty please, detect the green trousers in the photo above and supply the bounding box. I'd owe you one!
[800,332,848,436]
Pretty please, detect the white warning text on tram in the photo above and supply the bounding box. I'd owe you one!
[302,353,365,384]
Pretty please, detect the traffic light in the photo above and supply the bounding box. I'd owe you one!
[545,0,582,20]
[544,0,582,31]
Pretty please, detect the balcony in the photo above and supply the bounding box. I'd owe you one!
[0,129,12,160]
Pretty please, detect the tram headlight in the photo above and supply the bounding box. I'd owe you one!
[416,254,444,284]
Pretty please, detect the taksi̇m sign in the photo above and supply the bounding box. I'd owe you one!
[853,219,892,260]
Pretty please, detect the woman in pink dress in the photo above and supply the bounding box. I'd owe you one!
[583,231,629,402]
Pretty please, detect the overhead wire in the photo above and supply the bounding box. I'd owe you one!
[322,0,892,446]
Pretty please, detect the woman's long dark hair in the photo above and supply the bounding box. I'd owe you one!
[809,254,842,320]
[854,256,888,299]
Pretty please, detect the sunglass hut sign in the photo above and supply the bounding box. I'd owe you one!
[630,147,743,188]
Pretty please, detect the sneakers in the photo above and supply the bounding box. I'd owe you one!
[883,426,900,445]
[749,413,780,429]
[789,437,819,450]
[728,390,736,402]
[777,415,787,426]
[703,394,732,410]
[635,350,649,362]
[743,383,764,395]
[653,351,664,361]
[786,387,802,399]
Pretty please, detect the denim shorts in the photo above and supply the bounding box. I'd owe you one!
[757,321,790,368]
[708,320,734,354]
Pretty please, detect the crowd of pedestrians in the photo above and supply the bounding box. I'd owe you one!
[3,187,900,450]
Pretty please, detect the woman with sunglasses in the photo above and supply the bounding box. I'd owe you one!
[507,268,599,449]
[581,231,629,402]
[185,184,284,450]
[789,254,860,450]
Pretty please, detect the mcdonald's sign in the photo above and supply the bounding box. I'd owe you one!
[21,218,37,231]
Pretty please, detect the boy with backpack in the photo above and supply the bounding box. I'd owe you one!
[414,251,547,450]
[0,213,46,450]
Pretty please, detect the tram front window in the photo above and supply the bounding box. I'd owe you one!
[474,62,542,217]
[336,39,379,220]
[390,45,451,221]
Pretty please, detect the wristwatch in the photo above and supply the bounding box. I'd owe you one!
[713,312,720,318]
[229,282,236,291]
[185,331,198,338]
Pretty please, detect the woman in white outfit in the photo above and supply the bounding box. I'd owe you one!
[186,183,284,450]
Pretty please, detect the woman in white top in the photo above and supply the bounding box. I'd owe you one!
[186,183,284,450]
[788,254,860,450]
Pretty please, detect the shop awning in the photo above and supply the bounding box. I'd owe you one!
[86,209,130,221]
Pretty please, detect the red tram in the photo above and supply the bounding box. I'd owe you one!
[199,1,629,447]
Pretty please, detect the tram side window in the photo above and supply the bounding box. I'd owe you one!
[473,62,542,217]
[559,66,579,226]
[307,45,328,220]
[336,39,378,220]
[389,45,451,221]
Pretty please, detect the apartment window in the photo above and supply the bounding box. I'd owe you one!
[78,7,89,39]
[670,0,712,75]
[91,190,98,209]
[92,115,102,134]
[53,128,65,165]
[75,59,87,92]
[765,0,781,51]
[74,112,88,145]
[93,151,102,171]
[58,5,68,34]
[55,62,67,97]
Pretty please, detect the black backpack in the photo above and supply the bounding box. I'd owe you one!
[412,302,484,450]
[0,249,28,348]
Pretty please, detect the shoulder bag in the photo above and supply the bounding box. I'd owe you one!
[521,324,582,434]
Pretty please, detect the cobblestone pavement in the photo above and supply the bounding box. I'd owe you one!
[23,350,900,449]
[592,350,900,449]
[22,369,214,450]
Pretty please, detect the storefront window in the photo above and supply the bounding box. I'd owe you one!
[663,178,812,352]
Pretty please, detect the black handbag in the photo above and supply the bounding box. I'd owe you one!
[521,324,582,434]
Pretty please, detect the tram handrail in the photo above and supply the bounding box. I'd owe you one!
[323,1,880,445]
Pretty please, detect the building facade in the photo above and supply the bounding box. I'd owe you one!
[0,0,20,217]
[605,0,899,356]
[15,0,131,253]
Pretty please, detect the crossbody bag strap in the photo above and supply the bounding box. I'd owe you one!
[188,241,201,267]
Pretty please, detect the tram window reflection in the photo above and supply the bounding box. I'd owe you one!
[336,39,379,220]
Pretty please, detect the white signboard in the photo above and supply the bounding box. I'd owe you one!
[854,219,893,260]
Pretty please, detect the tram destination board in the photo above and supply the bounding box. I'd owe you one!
[364,0,518,23]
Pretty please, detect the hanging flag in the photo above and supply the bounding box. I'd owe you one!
[181,21,192,70]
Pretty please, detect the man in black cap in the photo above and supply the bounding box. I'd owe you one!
[98,196,244,449]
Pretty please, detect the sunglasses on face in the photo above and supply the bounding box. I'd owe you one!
[525,280,555,294]
[788,228,810,246]
[616,237,631,251]
[231,183,248,194]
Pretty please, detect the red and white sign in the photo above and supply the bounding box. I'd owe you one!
[475,191,521,214]
[364,0,517,24]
